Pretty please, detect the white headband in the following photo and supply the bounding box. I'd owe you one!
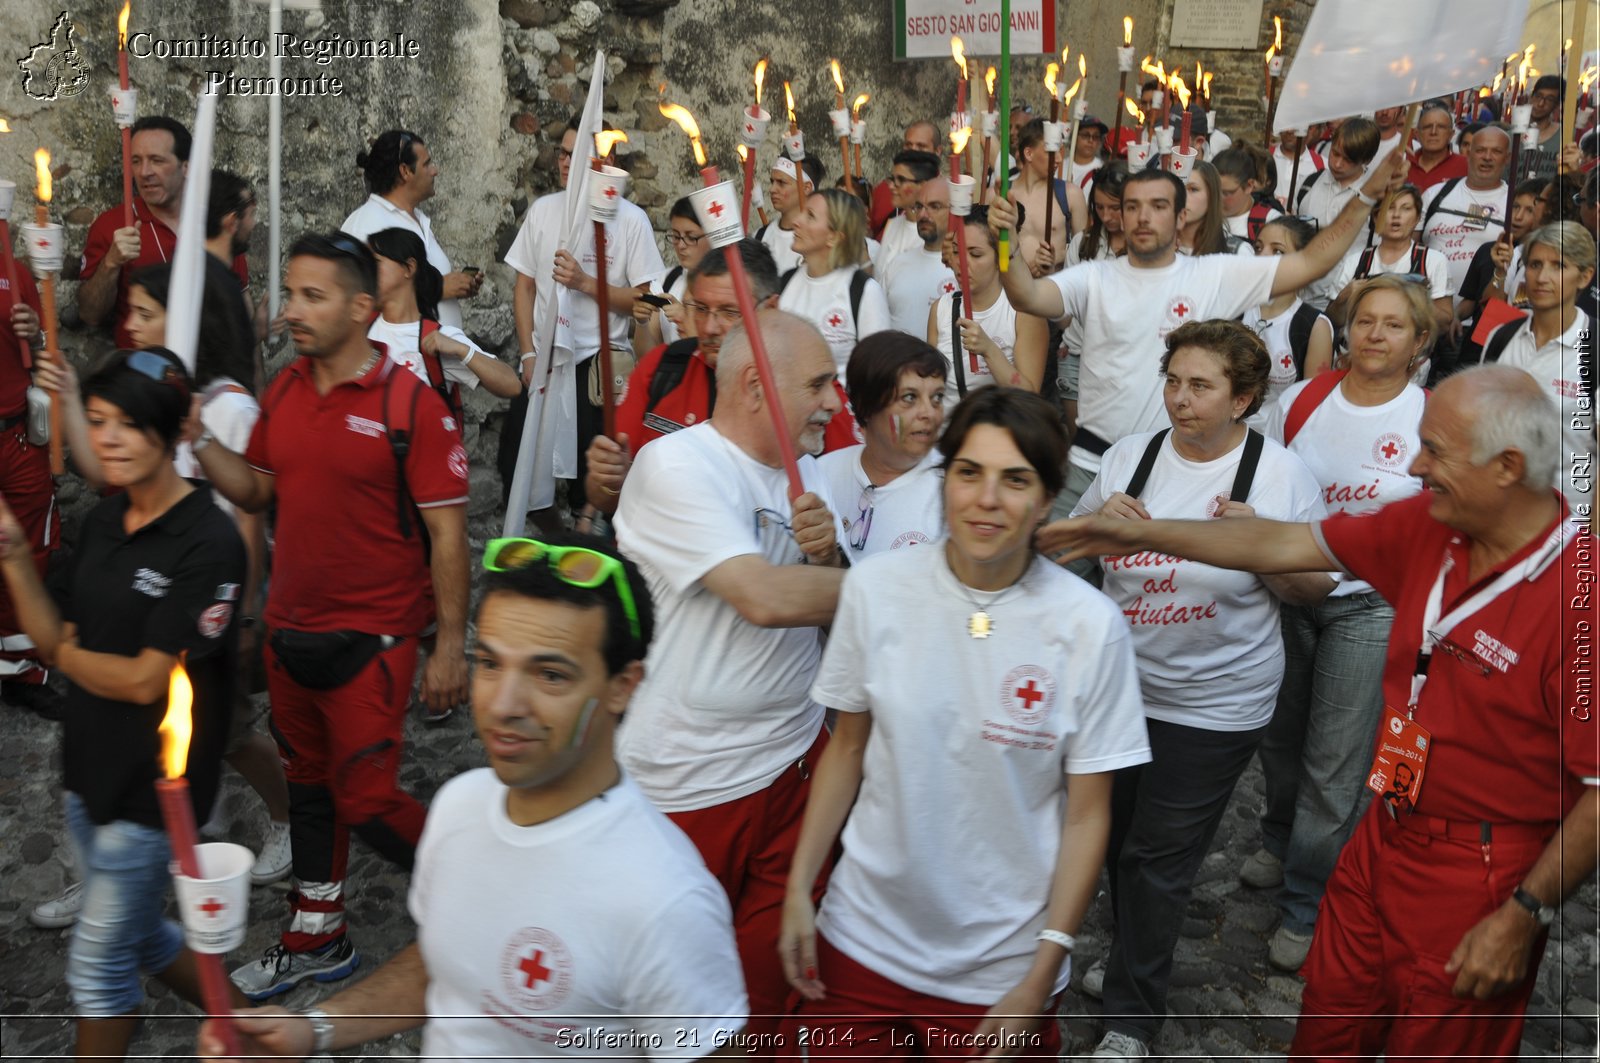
[771,157,814,190]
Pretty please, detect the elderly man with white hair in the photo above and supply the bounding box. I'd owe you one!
[1040,365,1598,1062]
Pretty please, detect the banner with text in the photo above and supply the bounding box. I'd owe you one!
[894,0,1058,60]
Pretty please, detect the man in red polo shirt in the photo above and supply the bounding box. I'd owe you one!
[77,116,250,348]
[190,233,469,1001]
[1038,365,1598,1061]
[0,270,55,716]
[583,239,860,518]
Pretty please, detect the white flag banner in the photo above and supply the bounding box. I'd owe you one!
[165,88,218,373]
[1273,0,1529,133]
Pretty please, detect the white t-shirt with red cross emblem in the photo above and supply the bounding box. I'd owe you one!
[1240,299,1333,428]
[409,769,747,1059]
[1073,428,1325,731]
[931,288,1021,411]
[776,266,893,374]
[811,547,1149,1004]
[1048,254,1280,475]
[368,316,484,390]
[880,245,957,335]
[1263,379,1426,597]
[615,422,845,812]
[818,445,944,564]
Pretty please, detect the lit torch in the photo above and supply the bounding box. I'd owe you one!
[590,130,627,439]
[949,123,978,372]
[983,65,998,197]
[829,59,853,194]
[115,2,135,228]
[1114,16,1136,151]
[1264,15,1283,146]
[26,150,63,474]
[851,93,869,180]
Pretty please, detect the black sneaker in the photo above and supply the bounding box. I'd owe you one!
[230,937,360,1001]
[2,678,63,720]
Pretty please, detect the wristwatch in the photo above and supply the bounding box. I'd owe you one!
[1511,887,1556,926]
[303,1008,336,1054]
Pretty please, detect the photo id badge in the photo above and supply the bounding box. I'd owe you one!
[1463,204,1492,231]
[1366,705,1432,814]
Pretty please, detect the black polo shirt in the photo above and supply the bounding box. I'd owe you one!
[59,485,246,828]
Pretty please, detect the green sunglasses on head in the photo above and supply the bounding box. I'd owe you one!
[482,538,641,641]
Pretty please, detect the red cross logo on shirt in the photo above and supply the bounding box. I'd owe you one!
[1280,354,1293,369]
[519,950,553,988]
[1381,440,1399,460]
[706,200,726,218]
[1173,302,1190,318]
[943,281,957,293]
[1015,680,1045,711]
[199,897,227,919]
[827,313,843,328]
[602,185,617,199]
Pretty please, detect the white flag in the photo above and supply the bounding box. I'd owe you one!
[165,89,218,374]
[1273,0,1529,133]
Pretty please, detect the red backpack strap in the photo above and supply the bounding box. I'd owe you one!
[1283,369,1348,446]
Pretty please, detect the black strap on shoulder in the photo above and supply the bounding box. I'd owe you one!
[1229,429,1266,503]
[1410,244,1428,277]
[1421,177,1465,231]
[1286,303,1325,379]
[663,264,684,294]
[645,337,704,413]
[1353,247,1377,280]
[848,269,869,323]
[1294,168,1322,212]
[380,365,430,555]
[755,223,770,242]
[950,291,968,398]
[779,266,798,294]
[1123,429,1170,499]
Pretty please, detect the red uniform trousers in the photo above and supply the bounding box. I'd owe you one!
[1291,803,1551,1062]
[784,936,1063,1062]
[0,423,56,683]
[668,726,830,1040]
[266,635,427,952]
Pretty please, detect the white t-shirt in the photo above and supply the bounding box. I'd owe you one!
[1327,241,1452,303]
[1062,231,1116,361]
[1069,154,1104,188]
[174,378,260,519]
[812,547,1149,1004]
[1072,429,1325,730]
[1264,378,1426,596]
[410,770,746,1059]
[1241,299,1332,426]
[1420,180,1508,295]
[1492,313,1595,509]
[931,289,1019,411]
[873,214,923,276]
[1225,207,1280,241]
[368,316,482,391]
[1048,254,1280,474]
[614,423,843,811]
[817,446,944,563]
[881,246,957,336]
[759,220,801,275]
[1272,147,1323,208]
[342,195,463,329]
[505,191,663,361]
[776,267,892,374]
[643,264,691,345]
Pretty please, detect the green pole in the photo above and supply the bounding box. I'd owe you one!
[997,0,1012,270]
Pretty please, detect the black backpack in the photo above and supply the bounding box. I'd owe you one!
[1284,303,1329,380]
[645,336,711,415]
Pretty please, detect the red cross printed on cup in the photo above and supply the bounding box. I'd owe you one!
[199,897,227,919]
[706,200,726,218]
[603,186,617,199]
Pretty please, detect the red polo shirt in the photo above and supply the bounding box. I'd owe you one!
[79,200,250,349]
[246,355,468,635]
[1,268,44,417]
[1408,152,1469,191]
[1315,492,1599,827]
[615,339,863,454]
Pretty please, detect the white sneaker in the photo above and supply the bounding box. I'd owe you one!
[1239,847,1284,889]
[1091,1031,1150,1058]
[1269,925,1315,972]
[1080,956,1107,999]
[250,822,293,886]
[29,881,84,929]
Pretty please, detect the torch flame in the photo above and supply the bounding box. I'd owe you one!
[737,143,749,162]
[1079,54,1087,79]
[1044,63,1059,97]
[1491,71,1504,93]
[34,149,51,202]
[1273,16,1283,50]
[1582,66,1600,93]
[950,125,972,156]
[951,36,968,80]
[1202,72,1213,98]
[1123,98,1145,124]
[986,66,997,97]
[784,81,796,124]
[1141,57,1167,85]
[594,130,628,157]
[1170,71,1190,111]
[158,660,194,779]
[1063,78,1083,107]
[1479,85,1492,98]
[118,1,131,49]
[0,119,11,134]
[830,58,844,95]
[852,92,870,118]
[1123,16,1134,46]
[658,101,707,167]
[754,58,767,107]
[1517,46,1534,89]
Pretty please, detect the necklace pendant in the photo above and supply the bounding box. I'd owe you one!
[968,610,993,639]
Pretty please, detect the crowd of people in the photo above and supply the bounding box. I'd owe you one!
[0,36,1596,1063]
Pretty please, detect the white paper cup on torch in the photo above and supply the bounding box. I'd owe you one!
[1118,47,1136,73]
[1268,57,1284,78]
[1126,141,1155,170]
[0,180,15,223]
[1155,126,1174,157]
[850,120,867,146]
[1169,148,1198,180]
[950,111,971,136]
[741,107,771,149]
[828,108,851,138]
[22,223,65,275]
[1510,104,1533,132]
[1042,122,1065,152]
[1521,127,1538,149]
[1074,98,1089,121]
[110,84,139,129]
[172,842,254,954]
[588,165,629,223]
[689,180,745,249]
[981,111,999,138]
[784,130,806,161]
[948,174,977,217]
[751,180,766,209]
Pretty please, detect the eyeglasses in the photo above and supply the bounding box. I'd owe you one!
[483,538,641,641]
[121,349,190,402]
[1429,634,1491,678]
[888,174,919,187]
[847,485,876,552]
[684,302,742,325]
[1531,92,1561,105]
[666,231,704,248]
[557,146,575,161]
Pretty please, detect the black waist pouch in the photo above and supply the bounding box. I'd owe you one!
[269,629,397,691]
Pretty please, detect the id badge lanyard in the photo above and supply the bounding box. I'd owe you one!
[1408,522,1576,713]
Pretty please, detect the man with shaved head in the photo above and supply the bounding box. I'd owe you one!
[1420,125,1513,295]
[1038,365,1598,1061]
[870,121,944,236]
[614,309,846,1040]
[879,174,957,334]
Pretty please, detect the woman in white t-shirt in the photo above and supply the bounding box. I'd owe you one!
[782,387,1150,1056]
[928,206,1050,410]
[1068,319,1330,1057]
[1247,274,1430,972]
[819,333,948,563]
[1325,185,1451,336]
[778,188,892,373]
[1243,217,1335,424]
[367,228,522,403]
[631,196,705,357]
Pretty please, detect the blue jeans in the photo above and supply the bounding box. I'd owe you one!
[1257,592,1393,934]
[63,793,184,1016]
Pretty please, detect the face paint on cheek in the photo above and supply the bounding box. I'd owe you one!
[892,414,903,444]
[566,696,601,752]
